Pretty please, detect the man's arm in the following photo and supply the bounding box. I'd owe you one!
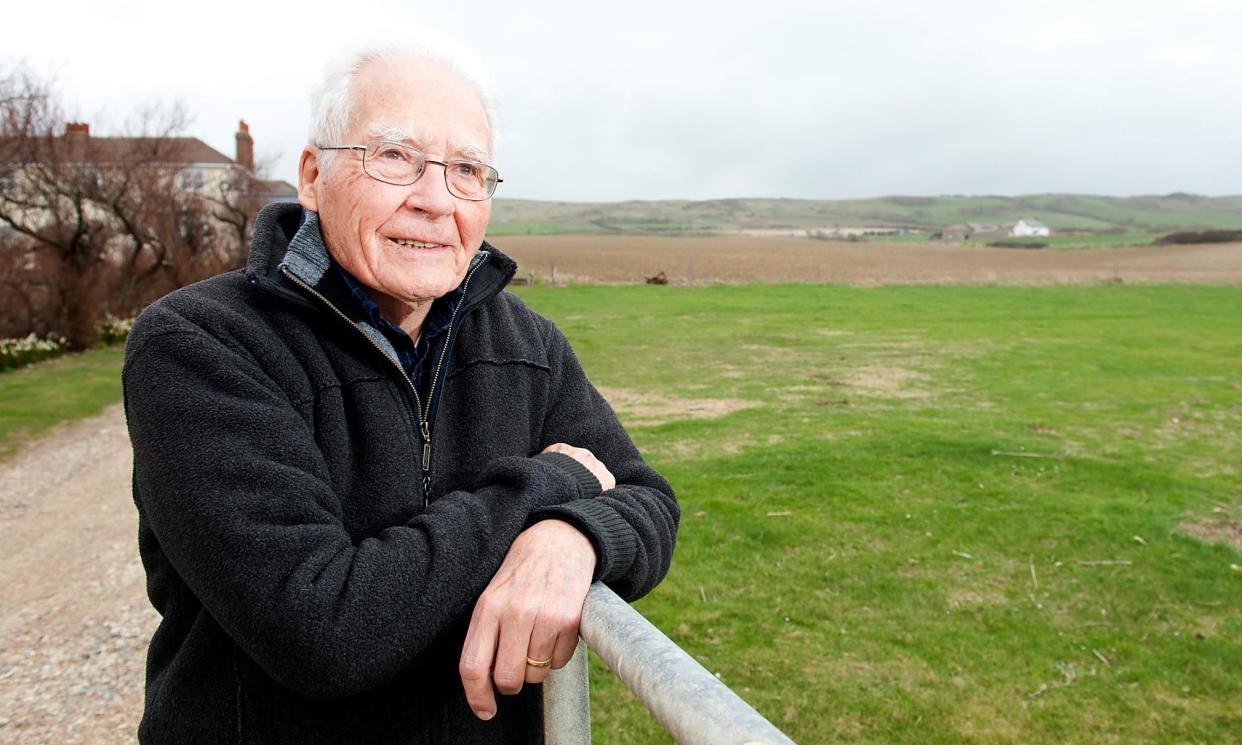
[458,318,680,719]
[123,316,600,700]
[530,318,680,598]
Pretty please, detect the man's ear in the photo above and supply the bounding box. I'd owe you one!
[297,148,321,213]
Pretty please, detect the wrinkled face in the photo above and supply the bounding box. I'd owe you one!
[299,58,493,311]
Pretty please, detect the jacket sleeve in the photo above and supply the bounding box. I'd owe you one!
[526,320,680,601]
[123,315,597,700]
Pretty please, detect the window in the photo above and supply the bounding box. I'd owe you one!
[178,168,205,191]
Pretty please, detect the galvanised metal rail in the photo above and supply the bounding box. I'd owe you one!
[543,583,797,745]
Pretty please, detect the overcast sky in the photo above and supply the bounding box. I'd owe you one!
[7,0,1242,201]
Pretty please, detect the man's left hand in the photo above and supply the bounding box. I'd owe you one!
[458,519,596,721]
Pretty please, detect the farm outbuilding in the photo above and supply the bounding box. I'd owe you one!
[1012,218,1051,237]
[937,224,972,240]
[966,223,1010,241]
[937,223,1010,241]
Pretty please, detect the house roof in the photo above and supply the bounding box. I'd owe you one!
[1018,218,1048,228]
[254,179,298,197]
[2,135,237,167]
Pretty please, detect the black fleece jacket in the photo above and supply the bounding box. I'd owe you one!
[123,203,678,744]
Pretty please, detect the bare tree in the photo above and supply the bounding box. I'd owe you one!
[0,63,250,347]
[202,153,275,271]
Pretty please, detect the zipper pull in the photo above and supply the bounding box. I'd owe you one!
[420,421,432,471]
[420,420,432,505]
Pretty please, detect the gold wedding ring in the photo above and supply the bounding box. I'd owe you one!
[525,656,552,668]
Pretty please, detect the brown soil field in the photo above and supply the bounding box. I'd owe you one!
[494,235,1242,285]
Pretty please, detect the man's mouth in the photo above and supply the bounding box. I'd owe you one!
[387,237,449,250]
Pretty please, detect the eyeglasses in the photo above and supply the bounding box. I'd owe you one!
[317,140,503,201]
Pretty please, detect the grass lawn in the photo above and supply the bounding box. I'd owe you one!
[511,283,1242,744]
[0,345,125,459]
[4,285,1239,743]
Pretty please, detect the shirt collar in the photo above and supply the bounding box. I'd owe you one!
[333,265,463,346]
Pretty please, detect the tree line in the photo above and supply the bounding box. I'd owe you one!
[0,63,267,349]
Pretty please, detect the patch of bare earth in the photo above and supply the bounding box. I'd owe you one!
[948,588,1009,610]
[498,235,1242,285]
[596,386,757,427]
[841,364,933,400]
[0,404,155,744]
[1178,504,1242,552]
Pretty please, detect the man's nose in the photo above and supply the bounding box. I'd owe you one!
[402,162,456,217]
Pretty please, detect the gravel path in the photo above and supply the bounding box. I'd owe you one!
[0,404,154,744]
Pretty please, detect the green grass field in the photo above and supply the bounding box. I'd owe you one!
[489,194,1242,236]
[4,285,1239,743]
[869,232,1158,249]
[0,345,125,459]
[983,233,1159,250]
[510,284,1242,744]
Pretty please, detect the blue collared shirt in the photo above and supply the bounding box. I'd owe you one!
[331,265,464,399]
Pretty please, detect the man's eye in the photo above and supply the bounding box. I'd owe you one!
[375,146,411,162]
[452,162,480,177]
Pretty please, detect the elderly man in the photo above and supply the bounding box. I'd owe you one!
[123,39,677,744]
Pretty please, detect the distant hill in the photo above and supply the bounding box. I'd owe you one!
[488,193,1242,236]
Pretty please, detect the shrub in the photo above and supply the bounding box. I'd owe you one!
[0,333,69,371]
[0,314,134,372]
[98,314,134,346]
[1156,230,1242,245]
[987,240,1048,249]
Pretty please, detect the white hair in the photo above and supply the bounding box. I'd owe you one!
[308,31,502,165]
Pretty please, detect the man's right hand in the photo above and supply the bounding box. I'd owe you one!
[541,443,616,492]
[458,518,595,720]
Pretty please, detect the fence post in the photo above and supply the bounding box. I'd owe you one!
[543,638,591,745]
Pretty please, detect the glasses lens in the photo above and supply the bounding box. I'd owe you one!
[364,141,424,185]
[445,161,499,200]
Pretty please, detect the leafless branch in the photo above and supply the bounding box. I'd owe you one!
[0,62,251,346]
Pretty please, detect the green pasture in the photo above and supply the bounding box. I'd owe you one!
[985,233,1158,250]
[869,232,1158,249]
[0,345,125,459]
[512,283,1242,744]
[490,194,1242,236]
[3,284,1239,743]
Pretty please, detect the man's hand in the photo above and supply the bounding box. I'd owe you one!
[459,520,597,720]
[541,442,616,491]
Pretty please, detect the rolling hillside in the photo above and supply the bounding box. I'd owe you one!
[488,193,1242,236]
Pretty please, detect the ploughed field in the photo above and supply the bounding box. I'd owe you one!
[495,235,1242,285]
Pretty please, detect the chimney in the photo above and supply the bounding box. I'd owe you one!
[64,122,90,160]
[235,119,254,172]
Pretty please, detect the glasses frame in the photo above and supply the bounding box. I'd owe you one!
[317,140,503,201]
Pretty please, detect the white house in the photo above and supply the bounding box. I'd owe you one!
[1011,218,1051,238]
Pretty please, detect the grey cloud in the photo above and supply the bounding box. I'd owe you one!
[8,0,1240,200]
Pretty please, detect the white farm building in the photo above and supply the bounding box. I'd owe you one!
[1011,218,1051,237]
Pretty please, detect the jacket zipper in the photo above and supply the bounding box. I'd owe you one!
[420,254,489,475]
[279,257,489,505]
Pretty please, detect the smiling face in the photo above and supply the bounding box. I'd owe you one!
[298,57,493,328]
